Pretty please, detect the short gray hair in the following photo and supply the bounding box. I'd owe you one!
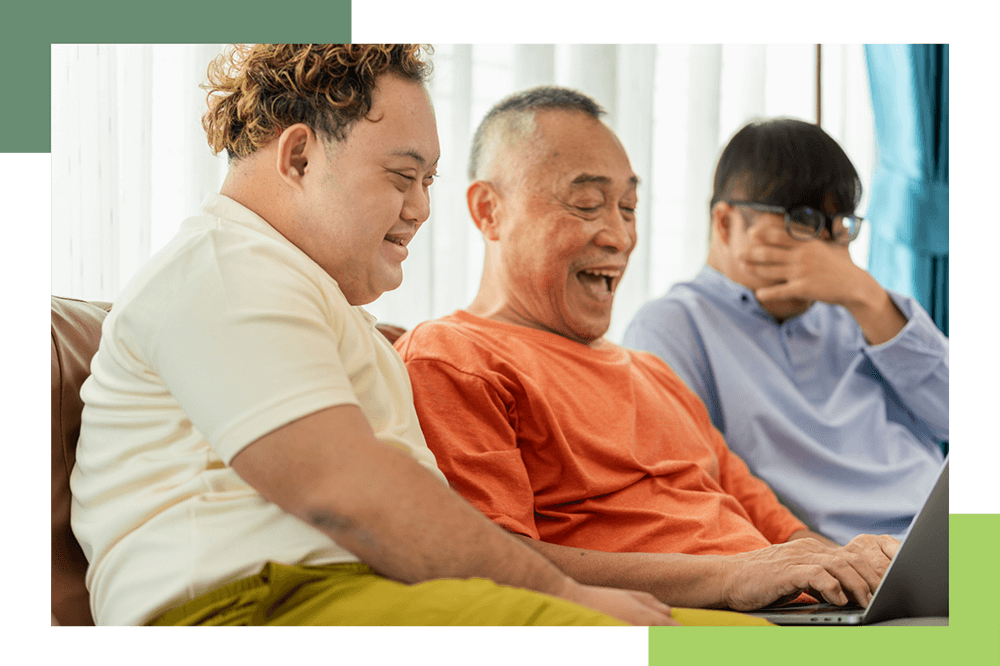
[467,86,606,181]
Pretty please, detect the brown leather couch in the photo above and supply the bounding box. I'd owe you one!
[50,295,407,626]
[51,296,111,626]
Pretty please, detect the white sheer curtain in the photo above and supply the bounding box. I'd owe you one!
[51,44,229,301]
[51,44,873,343]
[369,44,874,341]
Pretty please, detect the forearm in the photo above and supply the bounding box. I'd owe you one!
[232,405,577,600]
[304,442,574,595]
[516,535,733,609]
[842,275,908,346]
[787,529,838,548]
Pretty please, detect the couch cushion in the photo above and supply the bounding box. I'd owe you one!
[51,296,110,626]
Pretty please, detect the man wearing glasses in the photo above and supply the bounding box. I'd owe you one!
[623,118,948,546]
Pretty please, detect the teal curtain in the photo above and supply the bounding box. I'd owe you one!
[864,44,948,335]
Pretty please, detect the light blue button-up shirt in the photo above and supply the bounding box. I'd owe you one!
[623,266,948,544]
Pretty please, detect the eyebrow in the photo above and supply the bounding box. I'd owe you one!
[570,173,641,187]
[391,148,440,168]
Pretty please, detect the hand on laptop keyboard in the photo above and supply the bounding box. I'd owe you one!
[718,533,901,611]
[841,533,900,578]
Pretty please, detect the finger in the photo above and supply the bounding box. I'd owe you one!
[818,539,883,598]
[594,587,678,626]
[742,244,793,266]
[742,260,804,288]
[794,565,849,606]
[855,545,892,578]
[844,535,896,577]
[833,551,881,603]
[747,223,795,246]
[754,282,807,303]
[631,606,679,626]
[805,586,843,607]
[631,590,674,615]
[742,262,790,283]
[753,285,780,302]
[801,552,876,608]
[630,593,680,626]
[877,535,901,559]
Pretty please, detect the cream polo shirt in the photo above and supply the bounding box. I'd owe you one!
[70,193,445,625]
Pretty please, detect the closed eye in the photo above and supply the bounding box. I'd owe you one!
[390,172,415,192]
[391,171,437,192]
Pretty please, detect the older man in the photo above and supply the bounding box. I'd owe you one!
[623,119,948,544]
[396,87,899,612]
[70,46,676,627]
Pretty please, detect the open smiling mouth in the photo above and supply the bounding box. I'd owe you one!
[577,268,619,297]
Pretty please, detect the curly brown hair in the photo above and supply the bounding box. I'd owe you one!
[202,44,432,160]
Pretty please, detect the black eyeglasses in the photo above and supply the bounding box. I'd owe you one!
[725,201,864,245]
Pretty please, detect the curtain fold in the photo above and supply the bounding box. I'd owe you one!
[864,44,949,335]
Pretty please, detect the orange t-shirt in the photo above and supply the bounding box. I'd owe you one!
[396,311,805,556]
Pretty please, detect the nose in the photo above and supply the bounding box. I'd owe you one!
[402,182,431,225]
[594,208,636,254]
[818,219,834,242]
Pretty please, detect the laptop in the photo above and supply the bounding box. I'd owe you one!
[746,458,948,625]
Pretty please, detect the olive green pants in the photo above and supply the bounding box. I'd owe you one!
[147,561,773,626]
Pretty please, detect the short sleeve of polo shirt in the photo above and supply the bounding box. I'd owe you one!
[116,222,361,464]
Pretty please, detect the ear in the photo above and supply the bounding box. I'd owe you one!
[275,123,315,192]
[467,181,503,241]
[710,201,735,245]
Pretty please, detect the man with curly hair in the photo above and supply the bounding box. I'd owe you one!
[69,44,679,627]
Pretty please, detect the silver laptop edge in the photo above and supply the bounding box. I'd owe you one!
[747,458,949,625]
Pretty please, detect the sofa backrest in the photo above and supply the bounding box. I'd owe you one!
[51,296,111,626]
